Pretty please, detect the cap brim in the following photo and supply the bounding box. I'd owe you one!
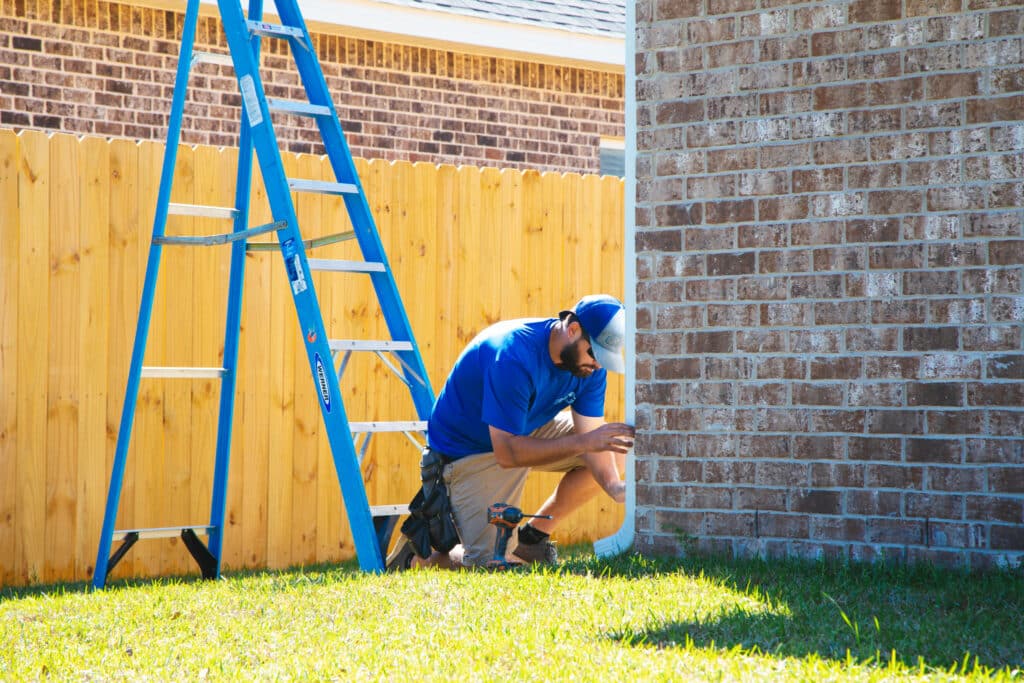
[592,342,625,374]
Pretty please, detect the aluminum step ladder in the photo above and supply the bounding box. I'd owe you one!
[92,0,434,588]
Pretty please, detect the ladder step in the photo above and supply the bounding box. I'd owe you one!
[329,340,414,352]
[307,258,385,273]
[141,366,227,379]
[168,203,239,220]
[268,98,332,118]
[247,20,305,41]
[155,220,286,247]
[192,51,233,68]
[288,179,358,196]
[349,421,427,433]
[369,504,409,517]
[247,230,354,253]
[113,525,214,541]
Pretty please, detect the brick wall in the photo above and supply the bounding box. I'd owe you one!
[0,0,624,172]
[635,0,1024,569]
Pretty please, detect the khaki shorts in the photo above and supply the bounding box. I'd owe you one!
[443,411,583,567]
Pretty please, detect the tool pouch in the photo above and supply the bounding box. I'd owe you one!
[400,447,460,558]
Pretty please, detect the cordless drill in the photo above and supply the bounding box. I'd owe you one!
[486,503,552,570]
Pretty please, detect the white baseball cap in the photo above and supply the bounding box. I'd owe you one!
[572,294,626,374]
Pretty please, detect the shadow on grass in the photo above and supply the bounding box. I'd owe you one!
[590,551,1024,674]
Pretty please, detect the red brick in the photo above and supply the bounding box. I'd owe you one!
[813,247,865,272]
[925,409,987,436]
[793,489,842,514]
[684,331,733,352]
[968,383,1024,406]
[790,276,839,301]
[907,0,961,15]
[793,383,842,406]
[868,190,925,215]
[868,410,925,435]
[656,100,704,125]
[966,496,1023,524]
[812,463,865,487]
[990,467,1024,493]
[928,466,986,492]
[739,224,787,249]
[907,493,965,520]
[737,330,786,353]
[990,525,1024,550]
[814,83,867,110]
[655,0,703,20]
[869,77,923,106]
[846,490,901,516]
[968,95,1024,124]
[708,303,759,327]
[867,518,923,545]
[907,383,963,407]
[759,513,810,539]
[904,326,959,351]
[906,438,962,464]
[927,72,981,100]
[991,410,1024,436]
[790,330,842,353]
[656,305,705,330]
[687,18,737,43]
[654,357,701,380]
[850,0,902,23]
[846,328,900,353]
[760,302,814,327]
[811,517,866,542]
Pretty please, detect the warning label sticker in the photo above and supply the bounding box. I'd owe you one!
[239,75,263,128]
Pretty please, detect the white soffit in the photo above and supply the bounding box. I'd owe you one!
[145,0,625,72]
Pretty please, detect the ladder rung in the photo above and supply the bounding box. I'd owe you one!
[168,203,239,220]
[113,525,213,541]
[192,52,233,68]
[307,258,385,273]
[369,504,409,517]
[288,179,358,196]
[349,421,427,433]
[141,366,227,379]
[247,20,305,40]
[328,340,414,352]
[155,220,286,247]
[246,230,354,253]
[268,98,332,118]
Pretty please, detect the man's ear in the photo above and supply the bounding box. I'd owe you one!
[566,319,584,342]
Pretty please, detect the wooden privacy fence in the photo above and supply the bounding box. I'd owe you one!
[0,130,625,587]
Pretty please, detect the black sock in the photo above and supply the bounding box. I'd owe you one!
[518,523,549,545]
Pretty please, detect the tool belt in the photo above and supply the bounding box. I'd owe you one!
[400,447,461,558]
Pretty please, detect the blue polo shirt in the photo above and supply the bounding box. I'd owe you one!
[427,318,607,459]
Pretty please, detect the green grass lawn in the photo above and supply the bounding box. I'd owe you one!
[2,548,1022,681]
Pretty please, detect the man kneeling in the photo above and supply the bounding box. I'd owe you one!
[389,294,634,570]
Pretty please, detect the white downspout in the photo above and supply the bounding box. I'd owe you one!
[594,1,637,558]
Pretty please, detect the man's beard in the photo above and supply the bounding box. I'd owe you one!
[556,339,594,378]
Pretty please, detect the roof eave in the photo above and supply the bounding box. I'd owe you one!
[300,0,625,72]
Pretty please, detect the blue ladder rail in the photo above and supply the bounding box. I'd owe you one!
[93,0,434,588]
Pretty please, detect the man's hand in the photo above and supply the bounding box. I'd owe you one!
[577,422,635,455]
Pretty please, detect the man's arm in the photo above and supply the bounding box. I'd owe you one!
[573,412,629,504]
[489,418,634,469]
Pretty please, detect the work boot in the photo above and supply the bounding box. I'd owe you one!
[511,538,558,565]
[385,535,416,572]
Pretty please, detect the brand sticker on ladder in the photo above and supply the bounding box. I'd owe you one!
[314,353,331,413]
[281,239,308,294]
[239,74,263,128]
